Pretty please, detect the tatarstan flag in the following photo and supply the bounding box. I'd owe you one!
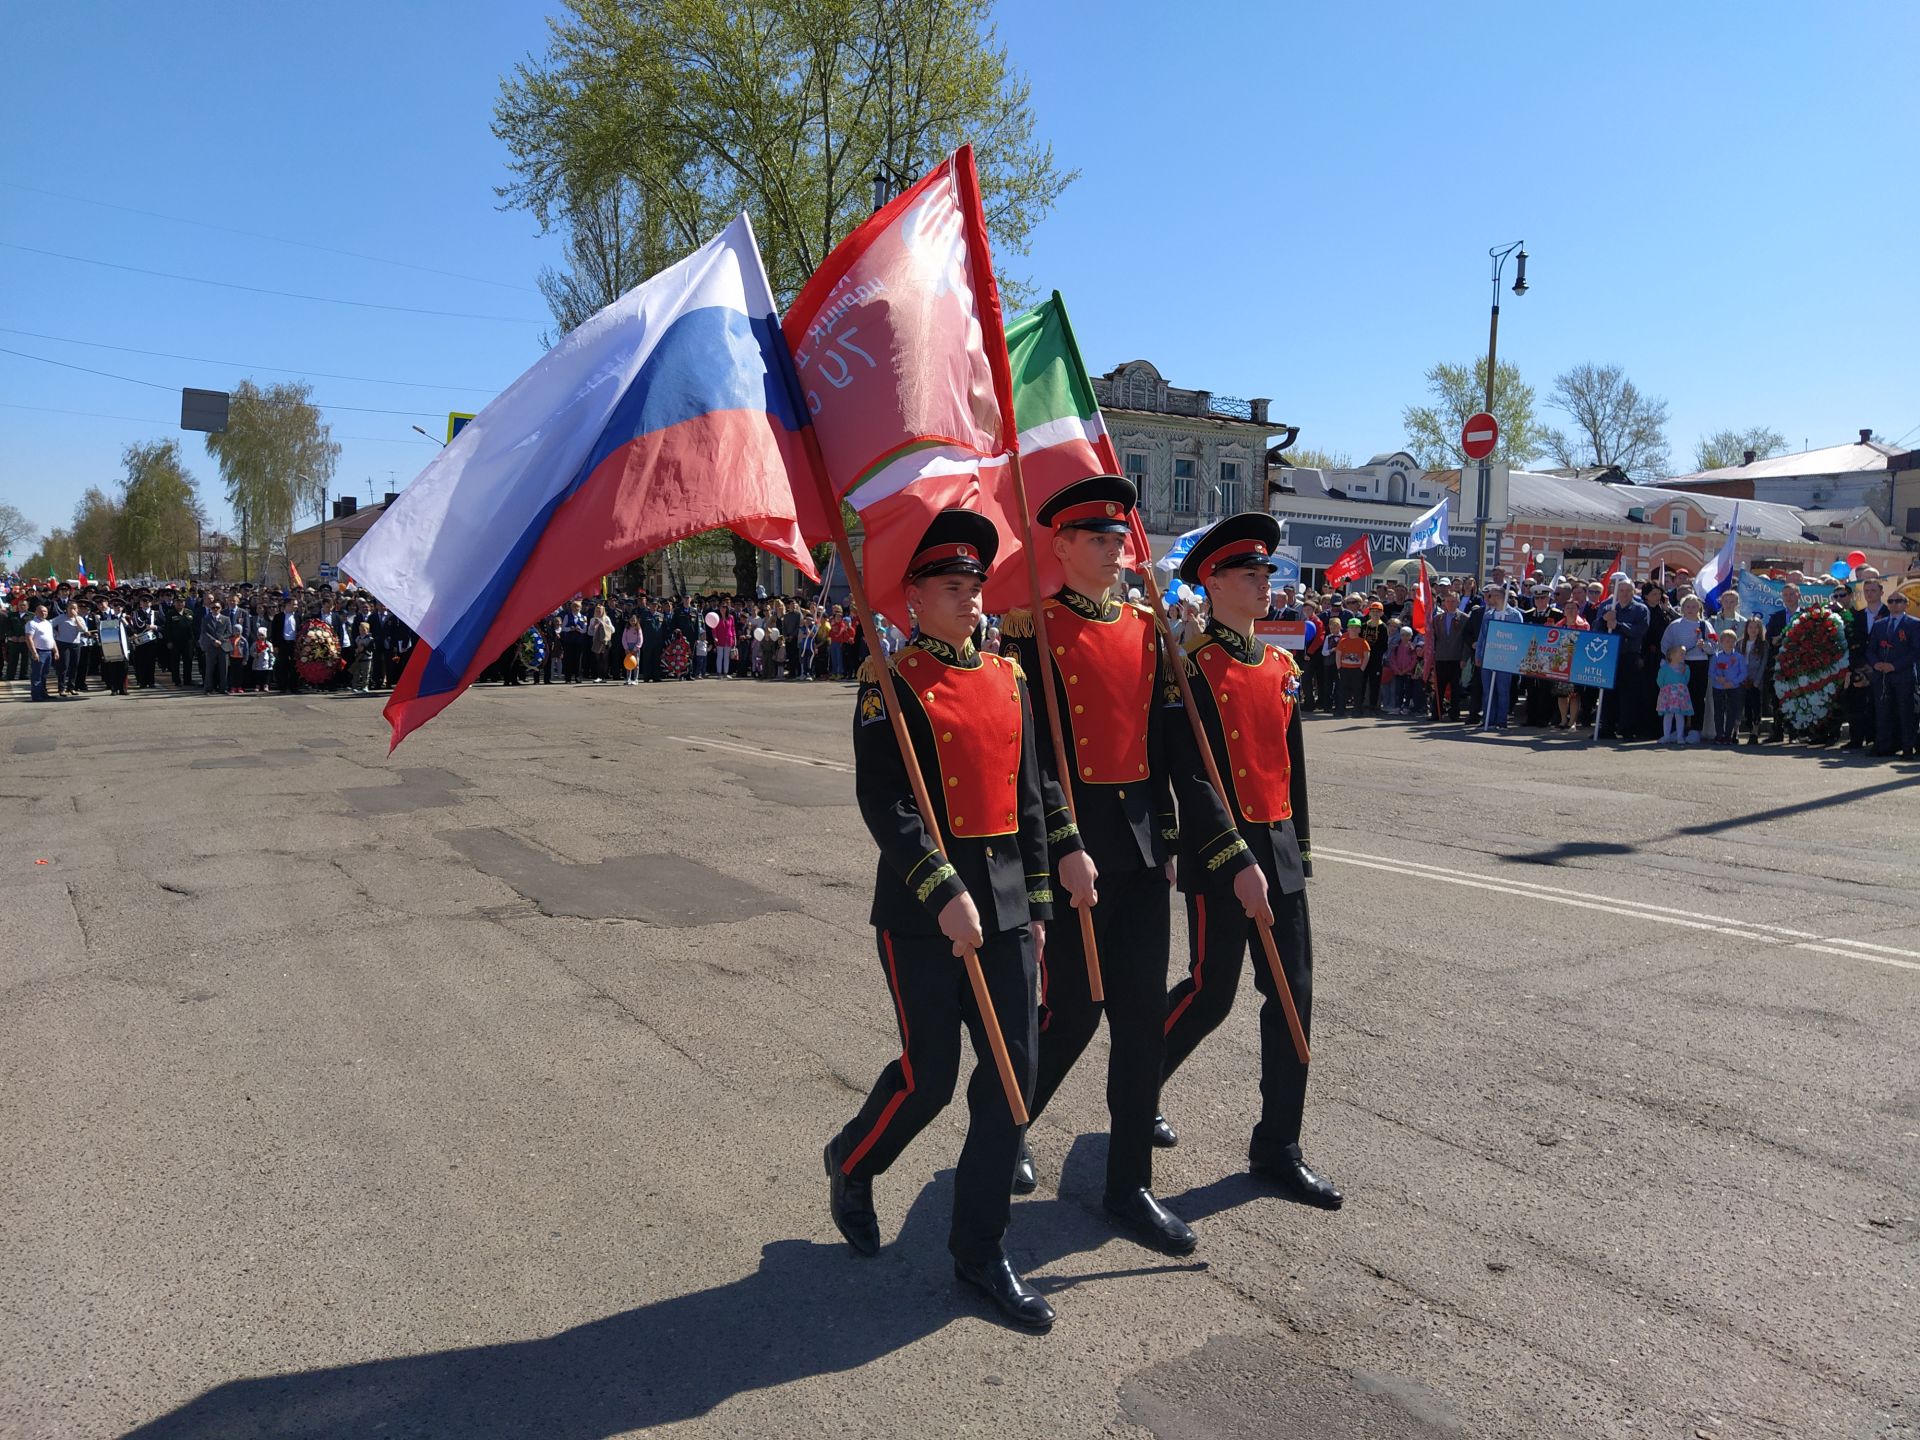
[982,291,1151,614]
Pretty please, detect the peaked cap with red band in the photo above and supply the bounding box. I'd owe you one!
[1036,473,1137,534]
[906,508,999,584]
[1178,511,1283,587]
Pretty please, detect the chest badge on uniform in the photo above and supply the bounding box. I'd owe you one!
[859,688,886,726]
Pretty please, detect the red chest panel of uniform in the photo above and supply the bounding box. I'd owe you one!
[899,649,1023,837]
[1195,641,1296,824]
[1046,600,1155,784]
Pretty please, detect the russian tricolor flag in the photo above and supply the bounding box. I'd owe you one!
[345,215,819,749]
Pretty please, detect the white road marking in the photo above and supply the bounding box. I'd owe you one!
[1315,845,1920,973]
[671,735,854,773]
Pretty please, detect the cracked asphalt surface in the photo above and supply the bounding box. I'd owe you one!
[3,678,1916,1439]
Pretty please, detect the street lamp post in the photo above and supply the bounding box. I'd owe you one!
[1474,240,1529,581]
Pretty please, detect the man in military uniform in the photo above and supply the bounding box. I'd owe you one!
[999,475,1261,1256]
[825,509,1064,1332]
[1161,512,1342,1210]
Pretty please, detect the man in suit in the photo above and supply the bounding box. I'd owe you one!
[1869,592,1918,757]
[1595,574,1650,741]
[1429,588,1470,720]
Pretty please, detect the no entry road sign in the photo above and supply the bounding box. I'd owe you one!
[1461,412,1500,461]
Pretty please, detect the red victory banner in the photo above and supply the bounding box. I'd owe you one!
[783,147,1015,627]
[1325,533,1373,588]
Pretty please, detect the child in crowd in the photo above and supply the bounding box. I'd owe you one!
[1334,618,1369,716]
[351,622,375,694]
[250,626,275,693]
[1709,628,1746,743]
[1381,621,1415,714]
[1736,616,1769,746]
[1656,643,1694,745]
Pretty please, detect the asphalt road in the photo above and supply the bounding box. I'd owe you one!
[3,674,1917,1440]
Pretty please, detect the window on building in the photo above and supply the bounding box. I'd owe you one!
[1172,457,1196,513]
[1124,452,1147,488]
[1217,460,1241,516]
[1670,511,1684,537]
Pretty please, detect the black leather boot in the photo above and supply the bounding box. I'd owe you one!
[824,1143,880,1255]
[954,1255,1054,1331]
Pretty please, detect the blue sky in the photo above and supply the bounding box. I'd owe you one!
[5,0,1916,555]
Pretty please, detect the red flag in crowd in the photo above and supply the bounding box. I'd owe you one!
[106,554,116,589]
[1410,559,1432,634]
[781,146,1016,625]
[288,558,304,588]
[1325,534,1373,588]
[1601,551,1621,590]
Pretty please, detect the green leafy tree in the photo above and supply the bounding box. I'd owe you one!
[25,527,75,580]
[536,177,668,344]
[117,439,206,577]
[1543,363,1671,479]
[1402,358,1542,470]
[70,487,122,572]
[1694,426,1786,471]
[494,0,1076,309]
[203,379,340,581]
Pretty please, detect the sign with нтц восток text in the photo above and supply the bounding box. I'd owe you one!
[1479,620,1620,688]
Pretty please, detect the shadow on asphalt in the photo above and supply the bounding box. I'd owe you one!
[123,1152,1191,1439]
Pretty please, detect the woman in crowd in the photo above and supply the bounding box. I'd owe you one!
[713,606,735,678]
[1661,594,1715,743]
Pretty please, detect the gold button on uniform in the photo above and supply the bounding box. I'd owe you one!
[1068,674,1079,684]
[1117,788,1127,799]
[1230,729,1240,739]
[1082,766,1093,777]
[1079,736,1089,746]
[948,776,959,787]
[985,845,994,858]
[1054,645,1065,655]
[942,731,953,742]
[1237,767,1247,777]
[1073,704,1084,714]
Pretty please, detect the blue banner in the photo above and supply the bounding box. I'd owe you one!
[1480,619,1621,689]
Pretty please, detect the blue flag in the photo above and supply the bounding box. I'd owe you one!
[1407,497,1449,554]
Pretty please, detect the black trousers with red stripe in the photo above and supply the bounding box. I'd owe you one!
[1162,884,1314,1161]
[831,925,1037,1265]
[1028,873,1171,1194]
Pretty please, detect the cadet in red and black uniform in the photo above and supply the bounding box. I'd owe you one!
[1161,512,1342,1210]
[1000,474,1257,1255]
[824,509,1067,1332]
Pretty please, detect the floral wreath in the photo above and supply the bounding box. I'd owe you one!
[296,618,343,686]
[1772,606,1847,731]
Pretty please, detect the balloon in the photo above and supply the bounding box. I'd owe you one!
[1845,550,1867,568]
[623,653,638,671]
[1126,588,1142,603]
[1828,560,1850,580]
[753,626,766,641]
[704,610,720,628]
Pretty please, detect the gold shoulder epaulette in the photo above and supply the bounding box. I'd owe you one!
[1002,652,1026,683]
[855,655,890,685]
[1130,601,1157,621]
[999,607,1034,638]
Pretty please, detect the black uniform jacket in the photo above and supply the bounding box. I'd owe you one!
[855,633,1069,938]
[1003,587,1247,883]
[1171,620,1312,898]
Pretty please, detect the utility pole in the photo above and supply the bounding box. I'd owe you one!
[1475,241,1528,582]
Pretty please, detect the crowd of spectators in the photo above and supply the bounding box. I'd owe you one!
[1270,563,1918,759]
[9,563,1915,760]
[2,579,896,701]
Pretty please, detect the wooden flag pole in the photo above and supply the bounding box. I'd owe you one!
[1002,449,1104,1003]
[1139,564,1310,1066]
[799,442,1029,1126]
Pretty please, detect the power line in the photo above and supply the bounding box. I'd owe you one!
[0,242,547,324]
[2,179,541,295]
[0,326,501,394]
[0,345,448,417]
[0,401,431,445]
